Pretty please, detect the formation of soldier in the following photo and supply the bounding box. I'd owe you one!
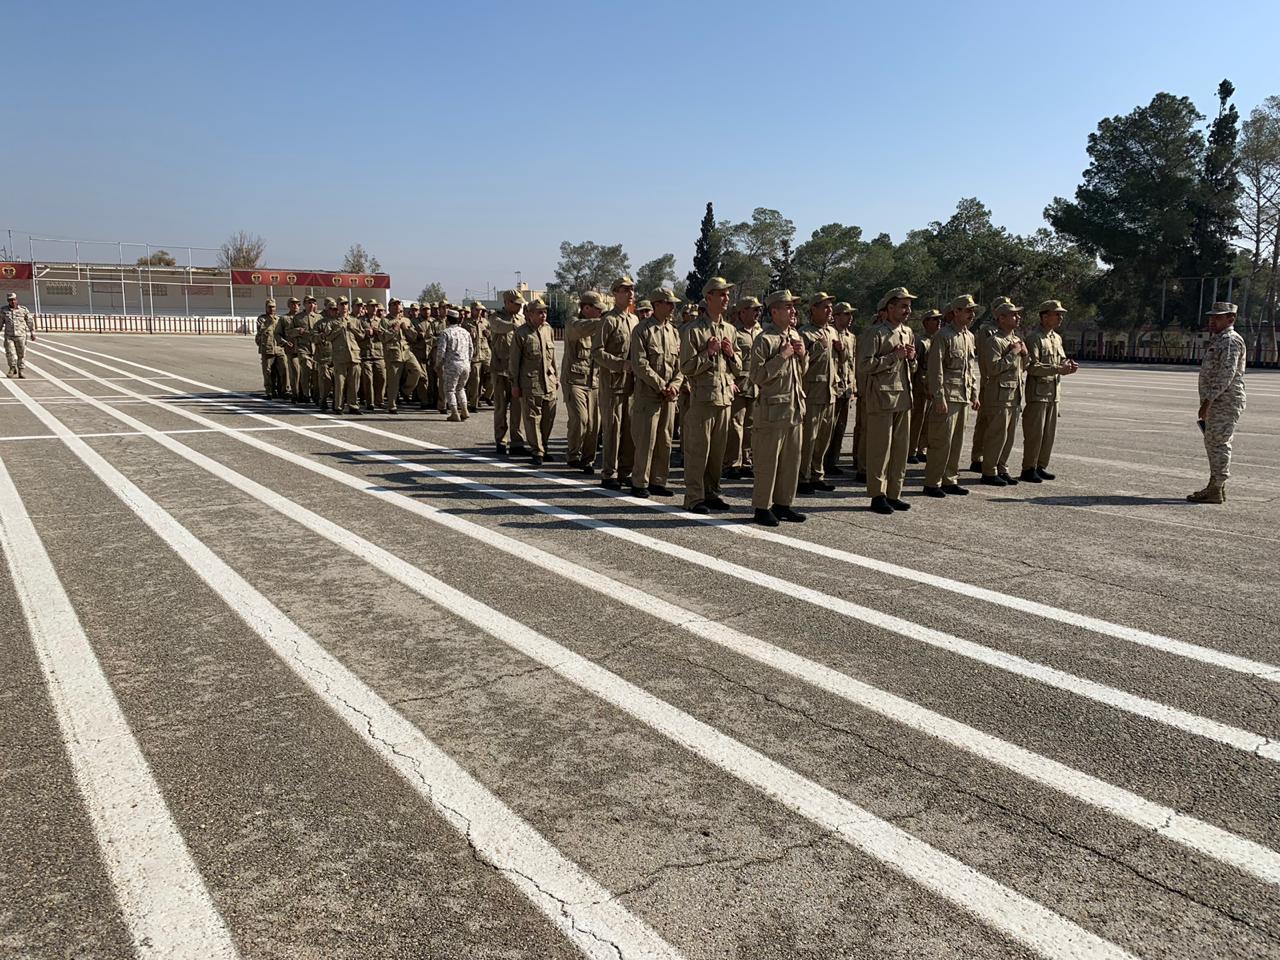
[249,283,1250,520]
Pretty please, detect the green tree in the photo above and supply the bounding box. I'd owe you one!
[553,240,631,292]
[418,281,447,303]
[217,230,266,269]
[684,202,723,301]
[794,223,862,293]
[767,237,797,294]
[137,249,176,267]
[1237,96,1280,357]
[341,243,382,273]
[635,253,678,296]
[719,207,794,297]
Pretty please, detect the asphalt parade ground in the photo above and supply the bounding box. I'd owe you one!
[3,334,1279,960]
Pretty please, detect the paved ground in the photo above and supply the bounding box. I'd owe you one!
[2,333,1279,960]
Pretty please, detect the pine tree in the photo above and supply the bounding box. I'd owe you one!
[768,237,797,293]
[684,202,722,300]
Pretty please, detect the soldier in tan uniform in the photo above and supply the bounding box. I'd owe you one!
[748,290,808,526]
[383,299,425,414]
[328,297,365,415]
[909,308,942,463]
[1019,299,1078,482]
[922,295,980,497]
[313,298,336,411]
[978,302,1028,485]
[797,292,839,494]
[255,299,288,399]
[824,302,858,476]
[636,299,653,322]
[629,287,684,497]
[287,295,319,404]
[857,287,919,514]
[970,296,1012,472]
[563,291,603,473]
[723,296,762,480]
[359,302,387,410]
[852,302,888,483]
[464,301,492,412]
[595,276,639,489]
[679,277,740,513]
[276,297,301,401]
[490,290,527,456]
[510,298,559,466]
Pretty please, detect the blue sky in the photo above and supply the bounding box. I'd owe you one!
[8,0,1279,301]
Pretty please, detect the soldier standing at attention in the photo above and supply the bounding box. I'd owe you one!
[489,290,527,456]
[510,298,559,465]
[464,301,492,412]
[629,287,684,498]
[970,296,1012,472]
[1189,302,1247,503]
[679,277,740,514]
[277,297,301,401]
[435,309,474,421]
[922,295,980,498]
[289,295,319,404]
[724,296,762,480]
[978,302,1028,486]
[909,308,942,463]
[748,290,808,526]
[3,292,36,378]
[360,302,387,410]
[857,287,919,514]
[797,292,839,494]
[314,298,336,411]
[409,303,435,410]
[1020,299,1078,482]
[255,299,288,399]
[328,297,364,415]
[563,291,603,474]
[382,299,424,415]
[825,302,858,476]
[596,276,639,489]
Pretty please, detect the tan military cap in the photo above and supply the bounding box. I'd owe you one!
[304,294,317,302]
[766,289,801,307]
[881,286,919,303]
[526,297,548,311]
[650,287,681,304]
[353,297,364,305]
[337,296,350,304]
[990,296,1012,313]
[735,296,763,310]
[832,301,856,315]
[1037,299,1068,314]
[287,296,300,304]
[1205,302,1238,316]
[944,294,979,313]
[636,299,653,312]
[916,308,943,321]
[994,302,1023,317]
[579,290,608,309]
[502,289,523,303]
[702,276,733,295]
[264,298,276,306]
[810,291,835,305]
[611,275,635,290]
[323,296,337,307]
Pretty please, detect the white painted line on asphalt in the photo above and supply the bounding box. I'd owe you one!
[38,340,1280,686]
[2,375,685,960]
[0,423,358,443]
[21,364,1142,960]
[0,456,240,958]
[28,359,1280,887]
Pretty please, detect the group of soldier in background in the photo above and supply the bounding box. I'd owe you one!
[254,278,1248,521]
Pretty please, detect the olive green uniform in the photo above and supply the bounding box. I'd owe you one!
[910,329,934,457]
[1021,328,1066,472]
[276,309,299,400]
[329,314,365,413]
[255,312,287,397]
[629,317,683,490]
[288,308,320,403]
[679,315,740,507]
[979,330,1026,477]
[748,323,807,509]
[725,319,760,473]
[510,321,558,459]
[383,318,425,413]
[463,314,492,409]
[924,325,978,488]
[969,324,995,466]
[595,308,638,481]
[798,321,838,484]
[562,314,600,467]
[489,307,527,448]
[856,321,917,499]
[825,327,857,473]
[360,317,386,409]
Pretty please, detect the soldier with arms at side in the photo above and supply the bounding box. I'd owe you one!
[489,290,528,456]
[563,291,603,474]
[510,298,559,466]
[1189,302,1248,503]
[327,297,365,415]
[595,276,639,489]
[922,296,980,498]
[2,291,36,379]
[970,296,1011,472]
[255,298,288,399]
[1019,299,1078,482]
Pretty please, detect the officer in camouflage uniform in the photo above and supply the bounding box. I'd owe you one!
[1019,299,1078,482]
[1189,302,1247,504]
[3,292,36,378]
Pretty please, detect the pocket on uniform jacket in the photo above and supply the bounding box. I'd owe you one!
[997,384,1018,402]
[764,395,791,423]
[1033,378,1056,398]
[875,386,903,411]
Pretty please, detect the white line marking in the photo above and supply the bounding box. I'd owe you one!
[19,364,1141,960]
[28,358,1280,886]
[39,341,1279,686]
[2,376,684,960]
[0,423,357,443]
[0,458,239,958]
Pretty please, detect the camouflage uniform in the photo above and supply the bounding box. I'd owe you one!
[1191,311,1247,502]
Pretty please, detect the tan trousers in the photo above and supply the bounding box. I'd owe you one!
[825,393,851,470]
[970,389,992,464]
[909,385,929,454]
[631,394,676,489]
[1021,401,1058,471]
[295,354,315,402]
[924,403,968,487]
[724,392,754,470]
[522,395,557,458]
[564,382,599,465]
[285,352,301,399]
[467,361,490,408]
[314,361,332,406]
[385,355,424,411]
[800,401,834,482]
[682,401,731,507]
[360,359,386,409]
[866,408,910,498]
[492,372,525,445]
[599,389,634,480]
[260,353,287,395]
[751,419,802,509]
[853,394,867,470]
[982,405,1019,476]
[332,357,361,411]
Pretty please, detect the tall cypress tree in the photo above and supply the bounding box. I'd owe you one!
[685,202,722,300]
[768,237,797,293]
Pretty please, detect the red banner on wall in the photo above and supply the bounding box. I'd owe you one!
[230,269,390,289]
[0,262,35,281]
